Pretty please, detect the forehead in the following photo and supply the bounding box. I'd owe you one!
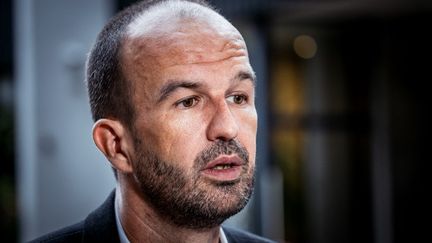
[120,21,251,83]
[121,1,249,67]
[123,23,247,68]
[118,2,253,97]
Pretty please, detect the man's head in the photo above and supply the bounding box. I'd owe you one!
[88,0,258,229]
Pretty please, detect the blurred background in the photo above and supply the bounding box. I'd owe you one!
[1,0,430,242]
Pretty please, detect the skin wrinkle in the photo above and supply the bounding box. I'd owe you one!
[122,15,248,69]
[123,36,247,68]
[121,192,169,242]
[178,50,246,66]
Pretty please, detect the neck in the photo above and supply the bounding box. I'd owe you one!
[116,176,221,243]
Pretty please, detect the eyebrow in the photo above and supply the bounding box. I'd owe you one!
[233,70,256,86]
[156,70,256,103]
[157,81,201,103]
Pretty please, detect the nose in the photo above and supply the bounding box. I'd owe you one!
[206,101,239,141]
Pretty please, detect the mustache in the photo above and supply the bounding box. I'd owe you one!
[194,140,249,169]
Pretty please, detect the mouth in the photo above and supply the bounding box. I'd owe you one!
[200,155,245,182]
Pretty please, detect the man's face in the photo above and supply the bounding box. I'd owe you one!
[121,19,257,228]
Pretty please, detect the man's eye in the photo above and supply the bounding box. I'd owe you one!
[176,97,199,108]
[228,94,248,105]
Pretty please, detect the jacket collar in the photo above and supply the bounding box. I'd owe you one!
[82,190,120,243]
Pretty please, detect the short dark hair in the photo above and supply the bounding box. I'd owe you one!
[85,0,212,127]
[86,0,213,178]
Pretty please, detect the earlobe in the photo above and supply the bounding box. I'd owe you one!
[92,119,134,174]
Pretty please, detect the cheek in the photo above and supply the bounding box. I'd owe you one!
[139,114,207,167]
[237,108,258,163]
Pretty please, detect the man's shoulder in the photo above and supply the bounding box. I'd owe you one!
[223,226,277,243]
[28,221,85,243]
[28,191,119,243]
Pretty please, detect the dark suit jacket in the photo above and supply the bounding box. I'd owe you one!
[30,191,275,243]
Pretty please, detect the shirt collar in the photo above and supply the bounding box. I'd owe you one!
[114,193,130,243]
[219,227,229,243]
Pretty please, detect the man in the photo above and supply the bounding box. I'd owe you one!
[31,0,273,242]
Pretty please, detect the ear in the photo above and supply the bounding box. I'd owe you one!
[92,119,134,174]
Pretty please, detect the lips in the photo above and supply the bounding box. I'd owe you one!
[201,155,245,181]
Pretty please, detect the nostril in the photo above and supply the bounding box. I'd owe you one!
[215,136,232,142]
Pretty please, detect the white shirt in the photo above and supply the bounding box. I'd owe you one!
[114,194,228,243]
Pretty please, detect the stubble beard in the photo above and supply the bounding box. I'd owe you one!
[132,139,255,229]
